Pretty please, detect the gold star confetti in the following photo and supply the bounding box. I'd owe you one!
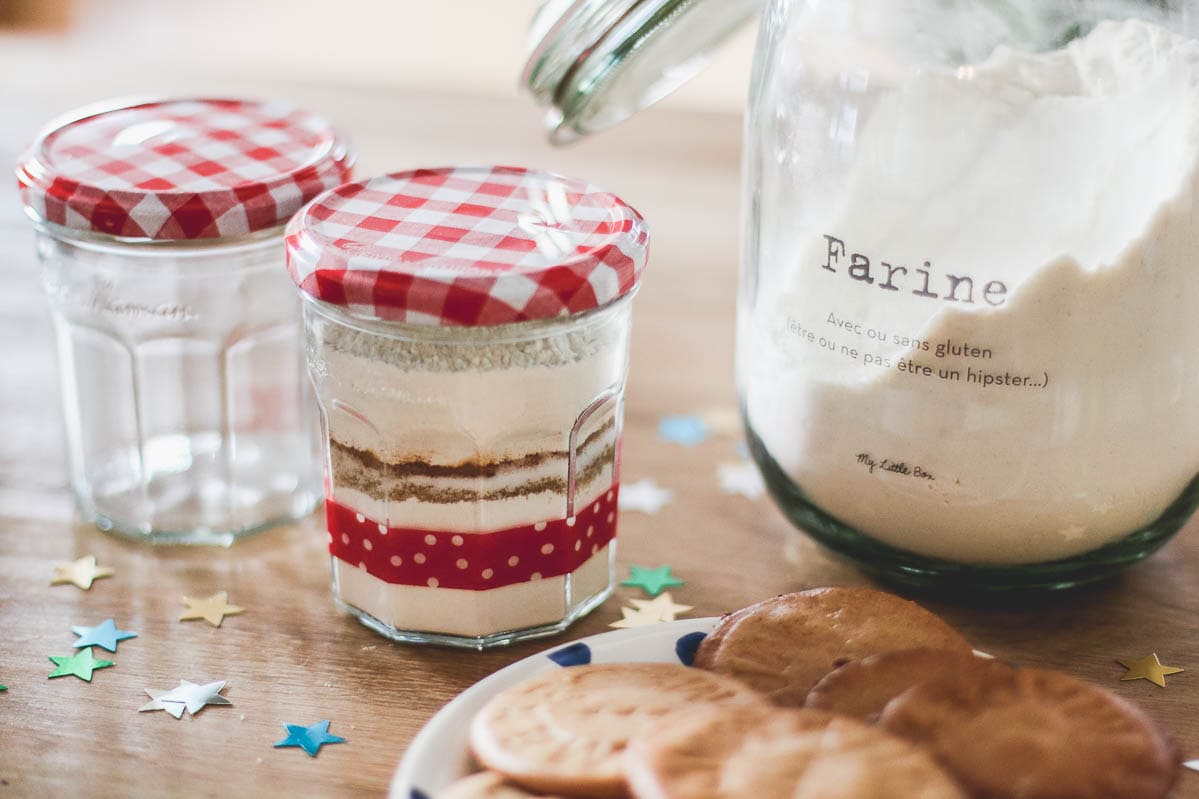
[51,555,114,591]
[609,592,693,629]
[179,592,244,627]
[698,406,742,437]
[1117,654,1184,688]
[608,605,667,629]
[629,593,694,622]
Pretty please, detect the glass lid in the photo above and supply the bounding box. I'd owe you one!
[522,0,765,143]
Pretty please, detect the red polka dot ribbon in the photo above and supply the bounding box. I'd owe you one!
[325,484,620,591]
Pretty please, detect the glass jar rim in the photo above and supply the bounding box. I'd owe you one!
[522,0,763,143]
[300,285,637,344]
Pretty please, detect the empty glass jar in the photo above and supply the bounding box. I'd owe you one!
[18,98,353,544]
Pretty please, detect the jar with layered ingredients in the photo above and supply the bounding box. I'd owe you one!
[287,166,649,647]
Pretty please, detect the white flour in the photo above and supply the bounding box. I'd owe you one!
[743,19,1199,564]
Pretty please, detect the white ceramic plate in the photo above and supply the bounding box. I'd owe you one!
[389,617,721,799]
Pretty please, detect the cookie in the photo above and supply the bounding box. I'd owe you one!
[625,704,967,799]
[805,647,1003,722]
[879,666,1181,799]
[693,587,973,705]
[438,771,563,798]
[469,663,767,798]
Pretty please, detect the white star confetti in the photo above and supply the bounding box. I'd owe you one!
[1185,760,1199,773]
[1058,524,1088,541]
[718,461,766,499]
[139,680,232,718]
[619,479,674,514]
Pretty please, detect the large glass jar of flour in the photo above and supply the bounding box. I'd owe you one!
[525,0,1199,589]
[287,166,648,648]
[17,98,352,545]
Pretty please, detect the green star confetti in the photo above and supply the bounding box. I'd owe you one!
[0,684,6,691]
[621,565,684,597]
[48,647,114,682]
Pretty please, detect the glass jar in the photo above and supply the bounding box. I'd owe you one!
[17,98,353,544]
[285,166,649,648]
[524,0,1199,589]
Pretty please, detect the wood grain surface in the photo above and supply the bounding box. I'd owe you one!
[1,85,1197,798]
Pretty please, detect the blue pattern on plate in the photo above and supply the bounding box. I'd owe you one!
[410,790,430,799]
[675,632,707,666]
[547,642,592,667]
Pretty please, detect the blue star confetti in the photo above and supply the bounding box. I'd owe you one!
[657,415,710,447]
[274,720,346,757]
[72,619,138,653]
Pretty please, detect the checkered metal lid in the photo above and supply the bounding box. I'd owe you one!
[285,166,650,326]
[17,98,353,241]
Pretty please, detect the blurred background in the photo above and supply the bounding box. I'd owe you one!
[0,0,752,514]
[0,0,756,115]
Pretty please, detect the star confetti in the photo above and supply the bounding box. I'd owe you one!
[140,688,186,719]
[619,480,673,514]
[51,555,114,590]
[621,565,684,597]
[1185,760,1199,773]
[718,461,766,500]
[72,619,138,653]
[139,680,232,717]
[274,720,346,757]
[609,604,671,629]
[0,684,6,691]
[629,593,693,622]
[657,415,710,446]
[179,592,244,627]
[48,647,114,682]
[698,406,742,437]
[1117,654,1184,688]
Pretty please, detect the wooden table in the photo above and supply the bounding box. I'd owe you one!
[2,85,1197,798]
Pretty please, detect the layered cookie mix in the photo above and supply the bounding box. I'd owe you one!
[288,166,649,646]
[312,309,629,641]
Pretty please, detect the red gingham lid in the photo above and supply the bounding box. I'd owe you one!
[285,166,650,326]
[16,98,353,241]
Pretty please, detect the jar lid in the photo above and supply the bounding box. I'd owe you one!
[16,97,354,241]
[522,0,764,143]
[285,165,649,326]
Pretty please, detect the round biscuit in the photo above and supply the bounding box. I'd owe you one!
[805,647,1004,722]
[625,704,967,799]
[694,588,972,705]
[879,666,1181,799]
[469,663,767,798]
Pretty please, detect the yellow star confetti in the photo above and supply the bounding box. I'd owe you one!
[179,592,244,627]
[51,555,114,591]
[629,593,694,622]
[609,592,693,629]
[1117,654,1184,688]
[608,605,667,629]
[699,406,742,437]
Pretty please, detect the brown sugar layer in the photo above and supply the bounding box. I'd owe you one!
[332,450,616,504]
[331,415,616,479]
[330,440,617,505]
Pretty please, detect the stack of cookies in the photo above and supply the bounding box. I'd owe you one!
[439,587,1182,799]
